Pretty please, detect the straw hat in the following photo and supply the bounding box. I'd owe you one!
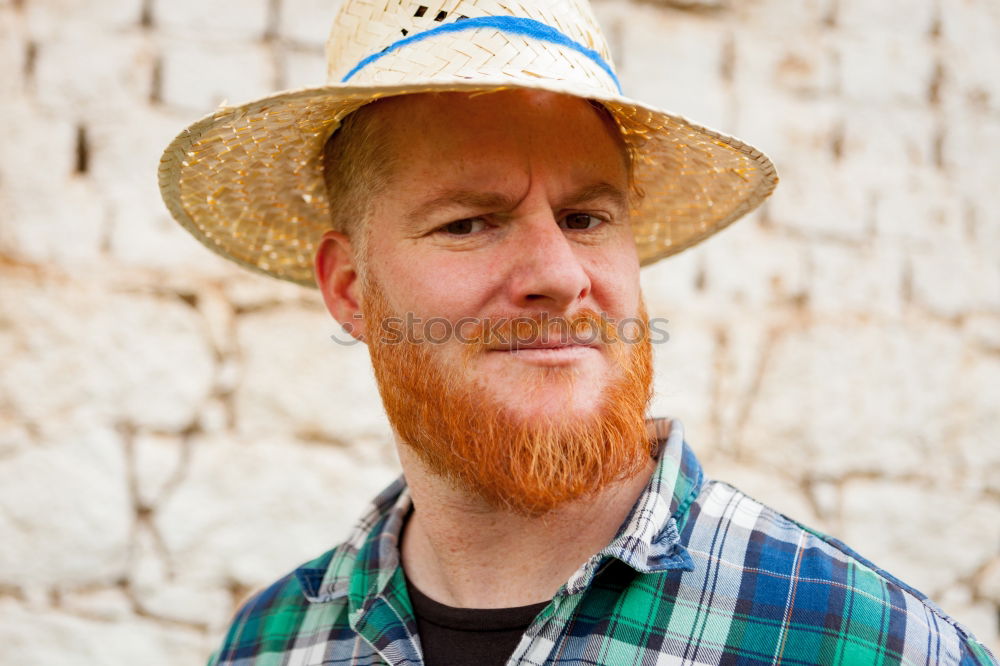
[158,0,778,287]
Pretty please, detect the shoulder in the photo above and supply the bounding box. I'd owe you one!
[208,548,351,666]
[681,480,997,666]
[207,477,410,664]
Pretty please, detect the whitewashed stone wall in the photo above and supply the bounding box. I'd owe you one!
[0,0,997,662]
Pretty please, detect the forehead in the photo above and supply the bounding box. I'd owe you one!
[371,89,629,189]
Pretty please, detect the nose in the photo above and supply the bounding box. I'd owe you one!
[505,215,591,311]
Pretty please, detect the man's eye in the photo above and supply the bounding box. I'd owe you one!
[561,213,604,230]
[441,218,487,235]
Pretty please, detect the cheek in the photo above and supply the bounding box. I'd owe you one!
[384,253,500,319]
[586,239,641,308]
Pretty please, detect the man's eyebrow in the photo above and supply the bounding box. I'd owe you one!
[404,181,628,228]
[558,182,628,212]
[405,190,519,226]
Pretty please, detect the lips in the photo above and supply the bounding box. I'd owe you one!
[488,343,599,367]
[492,341,597,351]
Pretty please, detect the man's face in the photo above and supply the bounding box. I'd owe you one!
[321,89,652,513]
[361,90,643,419]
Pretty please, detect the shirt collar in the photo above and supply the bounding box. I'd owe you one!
[562,418,700,595]
[297,417,701,605]
[297,476,413,605]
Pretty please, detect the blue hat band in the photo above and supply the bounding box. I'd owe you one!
[340,15,622,94]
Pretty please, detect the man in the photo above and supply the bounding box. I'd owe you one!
[159,1,996,664]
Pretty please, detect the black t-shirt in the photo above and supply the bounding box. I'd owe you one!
[406,577,550,666]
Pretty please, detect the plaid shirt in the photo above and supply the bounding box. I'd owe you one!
[210,419,996,665]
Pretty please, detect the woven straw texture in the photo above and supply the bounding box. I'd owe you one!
[159,0,778,287]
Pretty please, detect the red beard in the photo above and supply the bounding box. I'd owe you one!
[362,278,654,516]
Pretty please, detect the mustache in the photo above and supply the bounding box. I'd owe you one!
[360,308,647,351]
[466,309,615,345]
[459,309,641,364]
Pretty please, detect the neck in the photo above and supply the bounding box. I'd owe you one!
[397,443,657,609]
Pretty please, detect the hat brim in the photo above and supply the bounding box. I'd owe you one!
[158,79,777,288]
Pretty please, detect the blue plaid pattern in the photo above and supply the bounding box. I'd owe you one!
[210,419,997,665]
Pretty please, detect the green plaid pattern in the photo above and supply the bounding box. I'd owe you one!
[210,419,997,665]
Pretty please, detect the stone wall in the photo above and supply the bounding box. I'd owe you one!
[1,0,998,662]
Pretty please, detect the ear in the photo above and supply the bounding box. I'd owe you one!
[314,230,366,342]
